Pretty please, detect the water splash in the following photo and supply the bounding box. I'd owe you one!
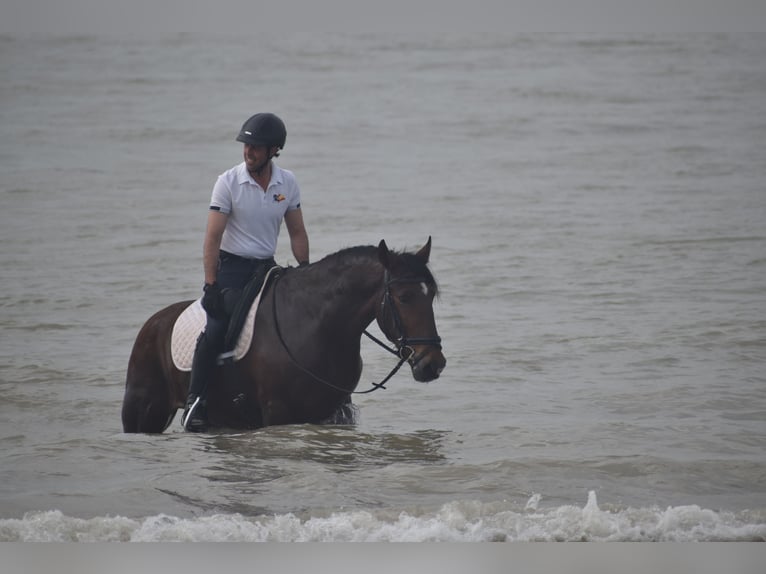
[3,492,764,542]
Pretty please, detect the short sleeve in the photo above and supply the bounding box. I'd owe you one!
[287,175,302,211]
[210,175,232,214]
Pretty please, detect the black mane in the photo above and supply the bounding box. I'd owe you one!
[318,244,439,295]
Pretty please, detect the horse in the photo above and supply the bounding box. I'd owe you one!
[121,238,446,433]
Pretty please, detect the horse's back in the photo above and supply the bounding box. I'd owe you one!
[122,300,191,433]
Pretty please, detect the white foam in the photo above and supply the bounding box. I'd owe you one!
[2,492,765,542]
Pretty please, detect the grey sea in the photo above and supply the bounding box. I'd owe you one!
[1,33,765,542]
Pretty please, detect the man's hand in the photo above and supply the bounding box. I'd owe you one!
[201,282,224,318]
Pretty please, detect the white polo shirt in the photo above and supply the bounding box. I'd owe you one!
[210,162,302,259]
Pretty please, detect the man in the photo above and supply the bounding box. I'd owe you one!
[182,112,309,432]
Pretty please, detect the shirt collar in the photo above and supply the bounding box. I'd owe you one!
[237,161,284,188]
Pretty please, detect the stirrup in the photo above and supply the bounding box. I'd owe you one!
[217,350,236,365]
[181,396,202,430]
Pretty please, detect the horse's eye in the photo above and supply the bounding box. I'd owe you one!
[397,292,413,305]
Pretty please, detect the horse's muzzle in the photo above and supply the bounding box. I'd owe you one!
[410,348,447,382]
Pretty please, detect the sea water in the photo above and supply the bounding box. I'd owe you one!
[1,33,765,542]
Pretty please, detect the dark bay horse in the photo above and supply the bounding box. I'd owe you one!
[121,238,446,433]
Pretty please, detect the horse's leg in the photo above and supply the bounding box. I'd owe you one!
[252,370,300,427]
[122,357,183,433]
[206,362,264,429]
[259,397,295,427]
[122,303,189,433]
[323,395,358,424]
[256,378,355,427]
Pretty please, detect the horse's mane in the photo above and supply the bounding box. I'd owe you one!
[321,245,378,263]
[317,244,439,295]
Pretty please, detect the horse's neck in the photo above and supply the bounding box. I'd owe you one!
[331,262,383,330]
[296,259,383,338]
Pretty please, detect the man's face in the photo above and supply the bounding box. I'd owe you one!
[243,143,274,175]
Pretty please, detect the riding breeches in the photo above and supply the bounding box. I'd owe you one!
[188,251,275,399]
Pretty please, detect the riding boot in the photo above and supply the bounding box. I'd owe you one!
[182,332,217,432]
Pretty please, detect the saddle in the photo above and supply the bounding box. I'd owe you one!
[170,265,281,371]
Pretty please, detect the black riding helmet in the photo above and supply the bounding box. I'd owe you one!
[235,113,287,149]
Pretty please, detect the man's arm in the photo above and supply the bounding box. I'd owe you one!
[284,208,309,265]
[203,210,228,284]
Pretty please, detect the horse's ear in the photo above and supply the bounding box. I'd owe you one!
[415,236,432,264]
[378,239,391,269]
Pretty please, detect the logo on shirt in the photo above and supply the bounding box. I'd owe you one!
[273,193,286,203]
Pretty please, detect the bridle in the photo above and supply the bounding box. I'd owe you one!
[372,270,442,360]
[272,268,442,395]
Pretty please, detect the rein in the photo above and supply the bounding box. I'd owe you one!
[271,268,441,395]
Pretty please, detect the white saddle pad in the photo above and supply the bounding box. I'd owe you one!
[170,285,265,372]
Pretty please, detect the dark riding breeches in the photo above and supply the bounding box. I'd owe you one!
[188,251,275,400]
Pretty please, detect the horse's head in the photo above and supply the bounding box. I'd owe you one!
[376,237,446,382]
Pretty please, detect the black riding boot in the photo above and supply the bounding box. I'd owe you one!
[182,332,218,432]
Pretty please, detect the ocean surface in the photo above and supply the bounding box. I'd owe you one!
[1,32,765,542]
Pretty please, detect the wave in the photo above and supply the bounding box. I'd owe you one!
[2,492,764,542]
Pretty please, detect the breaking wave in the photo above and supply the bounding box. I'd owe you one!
[2,492,764,542]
